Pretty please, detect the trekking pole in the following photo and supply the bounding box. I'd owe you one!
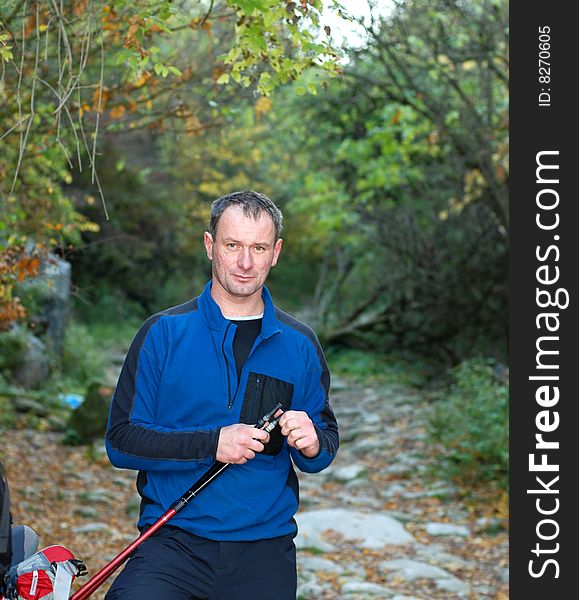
[70,403,283,600]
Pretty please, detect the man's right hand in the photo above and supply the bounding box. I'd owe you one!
[216,424,270,464]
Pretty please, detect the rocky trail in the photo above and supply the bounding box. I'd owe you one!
[2,375,508,599]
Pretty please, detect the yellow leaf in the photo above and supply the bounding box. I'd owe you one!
[109,105,126,119]
[254,96,272,117]
[132,71,152,89]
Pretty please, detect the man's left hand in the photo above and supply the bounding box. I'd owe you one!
[279,410,320,458]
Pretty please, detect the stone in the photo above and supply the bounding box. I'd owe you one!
[380,558,470,595]
[380,559,454,582]
[350,437,385,455]
[296,580,333,599]
[66,382,114,444]
[436,577,470,595]
[340,493,383,509]
[328,464,367,482]
[299,556,343,574]
[11,397,49,417]
[29,254,71,359]
[415,543,472,569]
[295,508,414,551]
[125,493,141,518]
[424,522,470,537]
[341,580,394,597]
[1,326,50,389]
[77,488,112,505]
[72,522,111,534]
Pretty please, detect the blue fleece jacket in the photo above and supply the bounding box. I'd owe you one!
[105,282,339,541]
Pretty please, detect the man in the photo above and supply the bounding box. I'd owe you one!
[105,190,339,599]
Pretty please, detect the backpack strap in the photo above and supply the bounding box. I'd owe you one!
[0,462,12,580]
[53,561,77,600]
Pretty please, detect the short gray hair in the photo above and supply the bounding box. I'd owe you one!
[208,190,283,240]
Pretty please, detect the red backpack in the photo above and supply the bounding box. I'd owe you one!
[1,464,86,600]
[1,545,86,600]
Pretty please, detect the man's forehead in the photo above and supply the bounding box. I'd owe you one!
[217,206,276,234]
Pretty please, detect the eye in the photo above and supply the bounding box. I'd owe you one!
[226,242,238,249]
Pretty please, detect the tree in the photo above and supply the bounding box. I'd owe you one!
[229,0,509,361]
[350,0,509,233]
[0,0,343,328]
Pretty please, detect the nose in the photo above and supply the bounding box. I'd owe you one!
[238,247,253,270]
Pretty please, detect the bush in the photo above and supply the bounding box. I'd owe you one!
[0,327,27,373]
[326,347,429,387]
[61,321,108,389]
[427,357,508,491]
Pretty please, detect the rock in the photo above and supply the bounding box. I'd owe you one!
[296,508,414,551]
[73,507,100,519]
[1,326,50,389]
[299,556,343,575]
[125,493,141,518]
[28,254,71,359]
[330,376,350,391]
[328,464,367,482]
[11,397,49,417]
[340,580,394,597]
[340,493,383,509]
[350,437,385,455]
[424,522,470,537]
[296,579,333,599]
[378,483,409,498]
[65,382,114,444]
[72,522,111,534]
[380,558,454,581]
[77,488,113,505]
[415,543,472,569]
[436,577,470,595]
[380,558,470,595]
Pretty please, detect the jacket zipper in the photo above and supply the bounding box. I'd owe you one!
[222,322,233,410]
[253,376,262,419]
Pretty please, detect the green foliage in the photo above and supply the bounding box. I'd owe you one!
[327,348,429,388]
[61,322,109,390]
[0,395,16,429]
[0,327,27,372]
[230,0,509,362]
[64,381,113,445]
[0,0,344,331]
[427,358,508,491]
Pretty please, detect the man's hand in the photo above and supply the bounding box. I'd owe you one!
[279,410,320,458]
[216,424,270,464]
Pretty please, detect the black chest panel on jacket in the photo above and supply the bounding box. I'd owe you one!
[230,318,262,381]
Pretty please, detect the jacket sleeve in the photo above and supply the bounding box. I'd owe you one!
[105,316,220,471]
[290,337,339,473]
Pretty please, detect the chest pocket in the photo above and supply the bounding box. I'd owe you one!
[240,372,294,455]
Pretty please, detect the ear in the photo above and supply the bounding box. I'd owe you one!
[203,231,213,260]
[271,238,283,267]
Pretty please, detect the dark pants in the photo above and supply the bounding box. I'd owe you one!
[104,526,297,600]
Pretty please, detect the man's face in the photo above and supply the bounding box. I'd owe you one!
[204,206,283,306]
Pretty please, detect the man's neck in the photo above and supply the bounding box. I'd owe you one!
[210,282,265,318]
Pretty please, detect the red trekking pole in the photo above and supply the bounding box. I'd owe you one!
[70,403,283,600]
